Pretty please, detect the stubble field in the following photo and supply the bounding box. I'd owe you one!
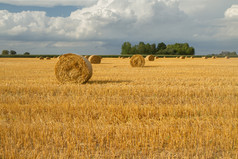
[0,57,238,158]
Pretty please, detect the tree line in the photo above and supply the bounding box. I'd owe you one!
[121,42,195,55]
[1,50,30,55]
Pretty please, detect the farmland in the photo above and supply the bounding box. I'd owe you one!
[0,57,238,158]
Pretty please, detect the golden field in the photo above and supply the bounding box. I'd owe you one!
[0,57,238,158]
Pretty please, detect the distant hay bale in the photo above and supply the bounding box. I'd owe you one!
[130,54,145,67]
[180,56,185,59]
[55,53,92,84]
[156,56,159,59]
[39,56,44,60]
[89,55,101,64]
[225,56,229,59]
[146,55,155,61]
[202,56,208,59]
[212,56,216,59]
[84,55,90,59]
[46,57,51,60]
[190,56,194,59]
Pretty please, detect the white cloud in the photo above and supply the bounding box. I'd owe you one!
[225,5,238,19]
[0,0,189,41]
[0,0,237,54]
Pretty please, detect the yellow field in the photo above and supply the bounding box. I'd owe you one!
[0,57,238,158]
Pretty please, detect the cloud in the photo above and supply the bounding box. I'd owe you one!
[0,0,237,54]
[225,5,238,19]
[0,0,189,41]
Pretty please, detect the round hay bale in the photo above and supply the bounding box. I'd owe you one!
[89,55,101,64]
[180,56,185,59]
[84,55,90,59]
[146,55,155,61]
[156,56,159,59]
[202,56,208,59]
[46,57,51,60]
[39,56,44,60]
[55,53,92,84]
[225,56,229,59]
[130,54,145,67]
[211,56,216,59]
[190,56,194,59]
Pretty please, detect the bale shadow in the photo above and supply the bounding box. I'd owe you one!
[88,80,132,84]
[143,65,160,68]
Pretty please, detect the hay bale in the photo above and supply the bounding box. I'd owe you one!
[89,55,101,64]
[225,56,229,59]
[180,56,185,59]
[211,56,216,59]
[84,55,90,59]
[46,57,51,60]
[190,56,194,59]
[130,54,145,67]
[39,56,44,60]
[145,55,155,61]
[55,53,92,84]
[156,56,159,59]
[202,56,208,59]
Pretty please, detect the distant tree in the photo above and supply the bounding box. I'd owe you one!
[24,52,30,55]
[2,50,9,55]
[157,42,166,51]
[130,46,137,54]
[219,51,237,56]
[166,43,194,55]
[121,42,132,54]
[145,43,152,54]
[10,50,17,55]
[151,43,157,54]
[137,42,146,54]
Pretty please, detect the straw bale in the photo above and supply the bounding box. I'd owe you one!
[180,56,185,59]
[55,53,92,84]
[130,54,145,67]
[146,55,155,61]
[84,55,90,59]
[89,55,101,64]
[39,56,44,60]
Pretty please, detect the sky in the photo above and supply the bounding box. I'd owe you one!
[0,0,237,55]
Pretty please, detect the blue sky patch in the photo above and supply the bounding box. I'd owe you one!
[0,3,79,17]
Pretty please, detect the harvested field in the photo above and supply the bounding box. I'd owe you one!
[0,57,238,158]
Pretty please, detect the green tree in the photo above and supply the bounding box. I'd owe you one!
[121,42,132,55]
[151,43,157,54]
[145,43,152,54]
[2,50,9,55]
[157,42,166,51]
[24,52,30,55]
[138,42,146,54]
[130,46,137,54]
[10,50,17,55]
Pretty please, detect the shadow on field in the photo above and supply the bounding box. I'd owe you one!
[88,80,132,84]
[143,65,160,68]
